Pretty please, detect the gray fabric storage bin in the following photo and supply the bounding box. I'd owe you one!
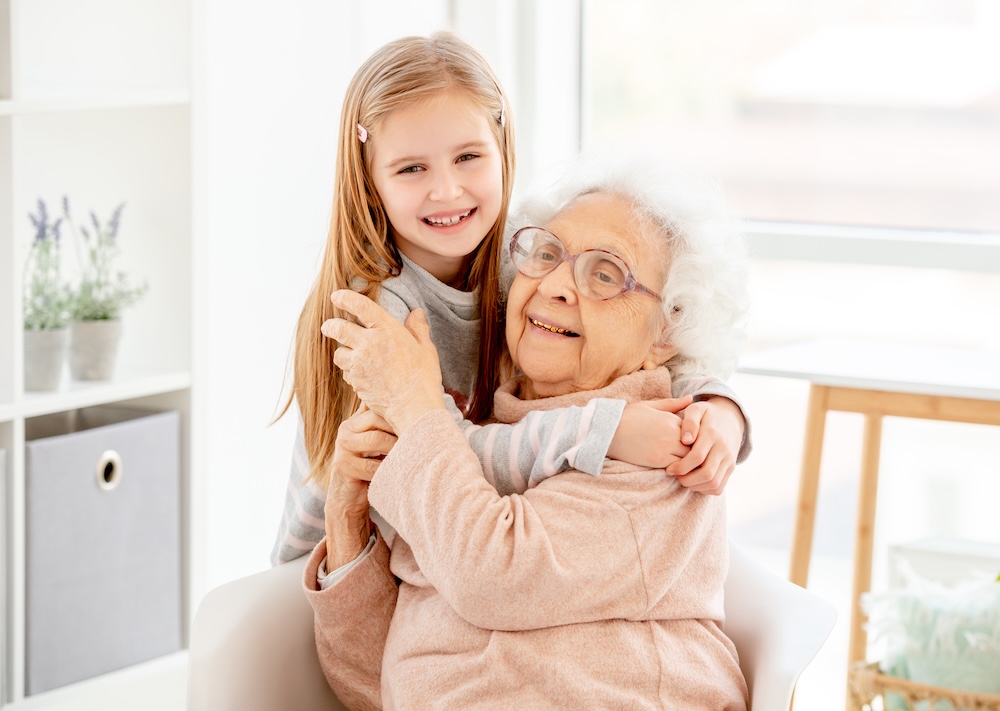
[24,407,182,695]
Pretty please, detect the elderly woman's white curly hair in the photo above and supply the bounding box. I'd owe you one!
[507,150,750,380]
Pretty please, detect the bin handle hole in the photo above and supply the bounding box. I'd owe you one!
[96,450,123,491]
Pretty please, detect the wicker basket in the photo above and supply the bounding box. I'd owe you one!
[849,662,1000,711]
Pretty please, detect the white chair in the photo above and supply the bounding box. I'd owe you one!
[187,555,345,711]
[188,542,836,710]
[723,543,838,709]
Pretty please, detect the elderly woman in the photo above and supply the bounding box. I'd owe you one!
[305,155,750,710]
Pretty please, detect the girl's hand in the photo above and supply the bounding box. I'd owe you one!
[324,405,396,568]
[666,397,745,496]
[322,289,446,433]
[606,396,693,468]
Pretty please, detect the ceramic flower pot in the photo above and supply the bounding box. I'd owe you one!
[69,319,123,381]
[24,328,69,391]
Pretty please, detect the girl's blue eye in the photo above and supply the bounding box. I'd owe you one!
[399,165,423,174]
[457,154,478,163]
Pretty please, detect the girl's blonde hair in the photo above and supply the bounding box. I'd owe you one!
[288,32,515,485]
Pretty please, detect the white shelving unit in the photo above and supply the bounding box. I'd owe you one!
[1,1,193,707]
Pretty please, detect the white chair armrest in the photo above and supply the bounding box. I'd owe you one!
[187,555,347,711]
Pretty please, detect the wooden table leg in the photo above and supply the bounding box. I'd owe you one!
[789,384,829,587]
[849,413,883,667]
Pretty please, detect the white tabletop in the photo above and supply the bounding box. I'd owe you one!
[737,338,1000,401]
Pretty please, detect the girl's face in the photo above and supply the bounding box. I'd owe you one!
[369,91,504,287]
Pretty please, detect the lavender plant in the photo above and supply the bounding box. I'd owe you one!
[63,199,147,321]
[24,199,73,330]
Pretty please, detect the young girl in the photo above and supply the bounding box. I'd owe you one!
[272,32,751,566]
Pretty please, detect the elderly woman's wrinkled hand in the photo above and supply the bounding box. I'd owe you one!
[323,404,396,568]
[322,289,446,433]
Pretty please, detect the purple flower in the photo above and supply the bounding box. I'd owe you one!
[62,195,70,217]
[90,211,100,234]
[30,199,49,242]
[53,218,63,242]
[81,226,90,241]
[108,203,125,241]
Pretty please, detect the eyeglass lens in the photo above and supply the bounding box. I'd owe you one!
[513,228,630,300]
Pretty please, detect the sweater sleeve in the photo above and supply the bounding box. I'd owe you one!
[369,410,712,632]
[673,374,753,463]
[303,536,396,711]
[270,418,327,565]
[447,396,627,494]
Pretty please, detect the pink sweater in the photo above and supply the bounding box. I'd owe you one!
[304,369,748,710]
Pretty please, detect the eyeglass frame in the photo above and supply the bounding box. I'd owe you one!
[508,226,663,302]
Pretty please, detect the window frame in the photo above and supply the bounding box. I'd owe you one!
[473,0,1000,272]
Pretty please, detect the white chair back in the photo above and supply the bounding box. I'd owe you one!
[724,542,838,710]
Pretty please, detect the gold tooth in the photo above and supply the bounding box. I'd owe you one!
[531,318,567,334]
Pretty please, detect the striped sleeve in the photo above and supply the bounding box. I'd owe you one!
[673,374,753,463]
[270,418,327,566]
[448,395,627,495]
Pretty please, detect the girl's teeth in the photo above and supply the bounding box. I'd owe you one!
[426,209,473,226]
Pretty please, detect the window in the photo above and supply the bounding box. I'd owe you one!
[582,0,1000,234]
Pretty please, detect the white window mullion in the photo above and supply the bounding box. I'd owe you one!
[454,0,582,192]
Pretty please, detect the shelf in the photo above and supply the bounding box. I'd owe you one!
[0,371,191,423]
[0,402,16,423]
[0,91,191,116]
[2,1,195,706]
[4,652,187,711]
[26,371,191,417]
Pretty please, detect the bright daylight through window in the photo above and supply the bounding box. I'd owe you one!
[582,0,1000,234]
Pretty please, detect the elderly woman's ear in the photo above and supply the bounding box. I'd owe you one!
[641,338,679,371]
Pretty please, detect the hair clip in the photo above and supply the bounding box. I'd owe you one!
[357,124,368,144]
[499,102,506,128]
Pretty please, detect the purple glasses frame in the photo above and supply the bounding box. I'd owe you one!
[509,226,662,302]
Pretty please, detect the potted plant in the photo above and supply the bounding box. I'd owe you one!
[23,200,73,391]
[62,199,148,380]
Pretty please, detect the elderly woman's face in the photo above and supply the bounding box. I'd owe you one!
[505,191,677,399]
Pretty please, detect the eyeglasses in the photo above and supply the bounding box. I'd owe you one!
[509,227,662,302]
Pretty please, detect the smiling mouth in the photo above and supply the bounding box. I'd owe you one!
[530,317,580,337]
[423,208,475,227]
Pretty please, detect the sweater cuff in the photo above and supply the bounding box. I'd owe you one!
[303,531,392,599]
[316,533,378,590]
[572,398,626,475]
